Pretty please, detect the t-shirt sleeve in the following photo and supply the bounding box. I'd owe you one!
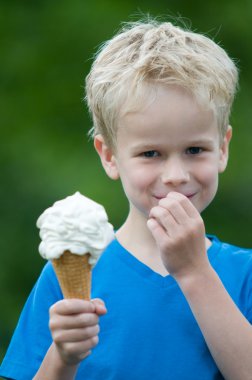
[246,268,252,324]
[0,262,63,380]
[242,250,252,324]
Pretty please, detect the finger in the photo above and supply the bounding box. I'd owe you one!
[53,324,100,344]
[149,206,177,235]
[91,298,107,315]
[147,217,172,247]
[61,336,99,361]
[91,298,105,306]
[50,299,95,316]
[50,311,99,332]
[166,192,200,218]
[157,197,190,224]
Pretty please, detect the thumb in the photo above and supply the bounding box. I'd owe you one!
[91,298,107,315]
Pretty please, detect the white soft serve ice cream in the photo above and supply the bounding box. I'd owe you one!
[37,192,114,267]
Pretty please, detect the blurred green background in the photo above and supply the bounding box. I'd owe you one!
[1,0,251,361]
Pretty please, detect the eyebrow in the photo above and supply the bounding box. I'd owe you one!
[131,138,215,150]
[187,138,215,145]
[130,143,160,152]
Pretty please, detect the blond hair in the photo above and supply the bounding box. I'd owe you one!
[85,19,238,149]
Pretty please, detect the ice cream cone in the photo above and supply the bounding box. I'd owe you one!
[52,250,91,300]
[37,193,114,299]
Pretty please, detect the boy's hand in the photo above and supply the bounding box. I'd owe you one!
[147,192,210,281]
[49,298,107,366]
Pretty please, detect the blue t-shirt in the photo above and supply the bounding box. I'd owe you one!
[1,236,252,380]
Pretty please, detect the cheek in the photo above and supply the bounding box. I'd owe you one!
[199,164,219,202]
[196,162,219,185]
[121,165,155,192]
[193,164,219,212]
[127,172,148,190]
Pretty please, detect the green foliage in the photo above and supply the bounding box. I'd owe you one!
[0,0,251,361]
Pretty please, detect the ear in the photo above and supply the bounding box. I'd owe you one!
[94,134,119,180]
[218,125,232,173]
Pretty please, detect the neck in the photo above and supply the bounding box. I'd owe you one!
[116,209,169,276]
[116,208,155,249]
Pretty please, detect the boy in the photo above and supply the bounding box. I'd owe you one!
[1,18,252,380]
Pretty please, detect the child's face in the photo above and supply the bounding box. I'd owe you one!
[96,85,231,219]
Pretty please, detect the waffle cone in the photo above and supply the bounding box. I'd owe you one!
[52,250,91,300]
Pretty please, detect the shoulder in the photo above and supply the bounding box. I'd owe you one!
[38,261,62,289]
[208,235,252,289]
[28,261,63,307]
[209,235,252,262]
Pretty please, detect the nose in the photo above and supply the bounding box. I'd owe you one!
[161,156,190,186]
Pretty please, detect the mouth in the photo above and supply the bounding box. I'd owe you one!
[153,195,166,200]
[185,193,196,199]
[154,192,197,200]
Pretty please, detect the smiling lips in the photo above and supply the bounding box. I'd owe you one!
[154,192,196,200]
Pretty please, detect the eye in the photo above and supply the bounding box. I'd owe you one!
[142,150,160,158]
[186,147,203,155]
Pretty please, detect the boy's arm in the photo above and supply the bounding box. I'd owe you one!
[148,192,252,380]
[33,299,107,380]
[177,262,252,380]
[33,343,79,380]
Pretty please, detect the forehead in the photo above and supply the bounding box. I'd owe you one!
[117,84,218,141]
